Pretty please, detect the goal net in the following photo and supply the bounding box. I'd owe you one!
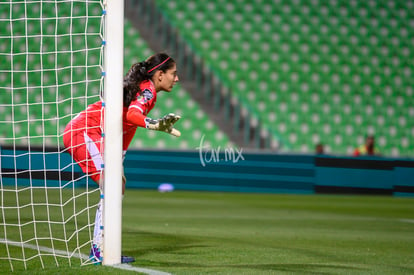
[0,0,106,270]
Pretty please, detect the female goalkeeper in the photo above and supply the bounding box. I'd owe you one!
[63,52,180,263]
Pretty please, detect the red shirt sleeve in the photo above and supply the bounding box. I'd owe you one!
[126,107,147,128]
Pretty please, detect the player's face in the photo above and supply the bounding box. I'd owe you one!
[159,64,179,92]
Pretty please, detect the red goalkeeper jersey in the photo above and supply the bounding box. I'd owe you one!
[123,80,157,150]
[66,79,157,152]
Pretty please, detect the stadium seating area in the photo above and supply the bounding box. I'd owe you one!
[0,2,232,150]
[1,0,413,157]
[123,21,232,149]
[154,0,414,157]
[0,2,103,146]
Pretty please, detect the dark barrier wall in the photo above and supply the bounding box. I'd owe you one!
[1,146,414,196]
[315,156,414,196]
[124,150,315,194]
[124,151,414,197]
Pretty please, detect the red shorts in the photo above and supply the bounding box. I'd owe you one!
[63,124,103,184]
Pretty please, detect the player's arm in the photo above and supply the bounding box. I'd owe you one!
[126,108,181,137]
[126,107,147,128]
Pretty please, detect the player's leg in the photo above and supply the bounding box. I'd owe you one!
[83,135,133,263]
[90,173,134,264]
[64,129,131,263]
[63,128,103,185]
[80,132,105,263]
[63,129,104,263]
[90,181,103,263]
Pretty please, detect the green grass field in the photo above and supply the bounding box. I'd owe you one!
[1,190,414,274]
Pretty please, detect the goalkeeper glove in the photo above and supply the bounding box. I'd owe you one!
[145,113,181,137]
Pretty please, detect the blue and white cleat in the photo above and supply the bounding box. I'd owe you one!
[121,255,135,263]
[89,244,134,265]
[89,244,103,265]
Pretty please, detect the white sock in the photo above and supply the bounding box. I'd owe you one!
[93,197,103,250]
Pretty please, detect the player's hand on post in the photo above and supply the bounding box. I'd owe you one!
[145,113,181,137]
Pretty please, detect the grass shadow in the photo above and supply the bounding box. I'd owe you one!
[122,230,209,257]
[133,260,368,274]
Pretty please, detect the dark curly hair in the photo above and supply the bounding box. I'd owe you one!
[123,53,175,107]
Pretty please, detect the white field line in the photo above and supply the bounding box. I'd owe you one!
[0,238,171,275]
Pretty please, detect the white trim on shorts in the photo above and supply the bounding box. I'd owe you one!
[84,132,104,171]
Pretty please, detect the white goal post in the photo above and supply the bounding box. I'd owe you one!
[102,0,124,266]
[0,0,124,270]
